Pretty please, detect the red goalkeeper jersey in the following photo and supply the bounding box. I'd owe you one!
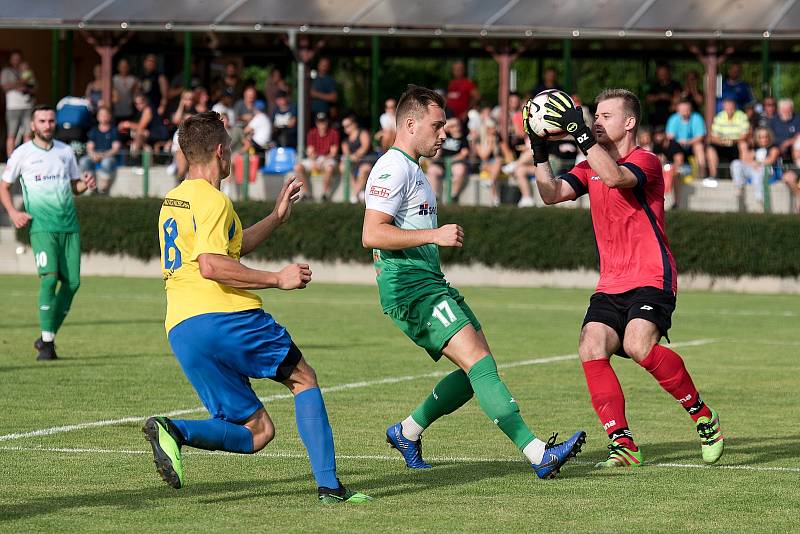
[561,146,678,295]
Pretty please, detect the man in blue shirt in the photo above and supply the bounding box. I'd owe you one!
[310,57,337,115]
[79,106,120,194]
[767,98,800,160]
[270,90,298,148]
[718,63,754,112]
[665,100,707,177]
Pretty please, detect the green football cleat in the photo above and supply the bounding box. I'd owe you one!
[695,408,724,464]
[318,479,373,504]
[595,442,643,468]
[142,416,185,489]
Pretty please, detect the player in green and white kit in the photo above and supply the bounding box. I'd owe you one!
[362,85,585,479]
[1,105,95,360]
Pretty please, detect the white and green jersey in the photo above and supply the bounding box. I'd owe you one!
[365,147,445,311]
[2,140,80,234]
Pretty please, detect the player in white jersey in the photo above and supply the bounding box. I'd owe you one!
[362,85,585,479]
[0,105,95,360]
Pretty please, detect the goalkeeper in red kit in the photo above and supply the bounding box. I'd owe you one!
[523,89,724,467]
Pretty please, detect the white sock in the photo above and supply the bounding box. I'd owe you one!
[523,438,547,464]
[41,331,55,342]
[401,416,424,441]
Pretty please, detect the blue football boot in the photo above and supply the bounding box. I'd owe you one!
[531,430,586,479]
[386,422,432,469]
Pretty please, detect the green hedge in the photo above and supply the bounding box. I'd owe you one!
[16,197,800,277]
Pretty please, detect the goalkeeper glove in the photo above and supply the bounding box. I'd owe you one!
[542,91,596,155]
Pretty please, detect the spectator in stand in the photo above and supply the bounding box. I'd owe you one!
[707,97,750,181]
[293,112,340,201]
[475,118,512,207]
[310,57,337,115]
[783,140,800,213]
[719,62,755,112]
[171,90,196,127]
[84,65,106,111]
[264,68,289,116]
[530,66,564,97]
[113,58,139,122]
[756,96,777,128]
[243,109,272,155]
[730,127,780,210]
[167,63,202,111]
[446,61,480,120]
[646,63,681,128]
[508,140,538,208]
[211,87,237,126]
[428,118,470,202]
[339,114,376,203]
[375,98,397,152]
[271,90,297,148]
[119,93,170,155]
[193,86,209,114]
[680,70,704,112]
[234,85,258,126]
[211,61,242,103]
[666,99,707,177]
[766,98,800,161]
[140,54,169,118]
[79,106,120,195]
[2,50,35,158]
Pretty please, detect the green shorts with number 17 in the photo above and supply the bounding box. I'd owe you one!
[386,285,481,361]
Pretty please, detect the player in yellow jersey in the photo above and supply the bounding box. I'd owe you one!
[144,112,370,504]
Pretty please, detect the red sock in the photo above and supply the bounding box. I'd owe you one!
[582,359,636,450]
[639,344,712,422]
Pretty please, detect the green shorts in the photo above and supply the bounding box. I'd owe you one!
[29,232,81,278]
[386,285,481,361]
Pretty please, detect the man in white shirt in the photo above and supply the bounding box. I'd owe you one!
[1,50,35,158]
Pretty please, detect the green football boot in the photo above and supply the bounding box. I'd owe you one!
[695,408,724,464]
[318,479,373,504]
[595,442,643,468]
[143,416,185,489]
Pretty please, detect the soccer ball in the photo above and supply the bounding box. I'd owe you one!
[525,89,571,140]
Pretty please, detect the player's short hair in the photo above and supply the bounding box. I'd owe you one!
[595,88,641,133]
[396,85,445,124]
[178,111,228,165]
[31,104,55,119]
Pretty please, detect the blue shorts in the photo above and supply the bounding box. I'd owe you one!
[168,309,299,423]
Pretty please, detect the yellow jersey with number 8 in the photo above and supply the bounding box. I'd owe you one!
[158,179,262,332]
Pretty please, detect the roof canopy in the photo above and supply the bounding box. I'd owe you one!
[2,0,800,39]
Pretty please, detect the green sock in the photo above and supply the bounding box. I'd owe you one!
[38,274,59,333]
[410,369,474,428]
[52,276,79,333]
[467,355,535,450]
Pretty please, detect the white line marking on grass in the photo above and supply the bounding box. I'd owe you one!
[1,446,798,474]
[0,339,716,443]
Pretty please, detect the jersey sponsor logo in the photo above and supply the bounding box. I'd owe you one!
[415,180,425,187]
[369,185,391,198]
[418,202,436,216]
[33,174,61,182]
[163,198,191,209]
[377,173,391,180]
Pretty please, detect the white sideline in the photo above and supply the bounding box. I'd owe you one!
[0,446,797,474]
[0,339,716,443]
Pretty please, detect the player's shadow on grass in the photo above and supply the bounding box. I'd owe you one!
[0,319,164,329]
[640,435,800,466]
[0,476,315,522]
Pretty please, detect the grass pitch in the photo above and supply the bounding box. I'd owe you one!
[1,275,798,532]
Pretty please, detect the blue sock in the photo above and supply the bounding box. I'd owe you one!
[172,418,254,453]
[295,387,338,489]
